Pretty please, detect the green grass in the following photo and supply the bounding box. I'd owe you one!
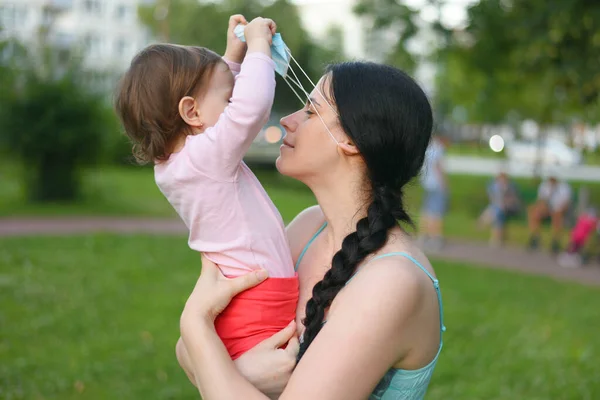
[2,162,600,247]
[1,234,598,399]
[0,164,317,220]
[584,150,600,166]
[0,163,175,217]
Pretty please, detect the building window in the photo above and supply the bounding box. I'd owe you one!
[51,0,73,9]
[115,38,127,56]
[16,5,28,25]
[57,48,71,64]
[84,34,102,58]
[1,40,15,63]
[1,5,30,31]
[0,4,15,29]
[42,7,55,25]
[82,0,102,14]
[0,6,8,28]
[115,4,130,20]
[54,31,75,48]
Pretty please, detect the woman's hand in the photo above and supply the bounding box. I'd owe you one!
[177,256,299,397]
[176,322,299,398]
[181,254,268,334]
[224,14,248,64]
[235,321,300,399]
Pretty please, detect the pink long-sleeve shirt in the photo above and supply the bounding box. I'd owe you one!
[154,53,294,278]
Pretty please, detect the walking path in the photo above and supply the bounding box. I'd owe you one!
[1,217,599,286]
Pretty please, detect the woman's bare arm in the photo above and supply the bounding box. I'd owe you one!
[182,257,428,400]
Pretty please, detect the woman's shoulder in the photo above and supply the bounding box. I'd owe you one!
[333,241,437,318]
[285,205,326,263]
[324,249,435,362]
[346,246,434,303]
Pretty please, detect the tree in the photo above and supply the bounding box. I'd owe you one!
[435,0,600,124]
[0,45,117,201]
[353,0,420,73]
[353,0,600,125]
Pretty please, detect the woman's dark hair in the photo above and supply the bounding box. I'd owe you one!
[297,62,433,360]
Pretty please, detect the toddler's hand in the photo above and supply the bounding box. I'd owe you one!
[245,17,276,57]
[224,14,248,64]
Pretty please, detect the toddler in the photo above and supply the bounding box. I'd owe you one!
[115,15,298,359]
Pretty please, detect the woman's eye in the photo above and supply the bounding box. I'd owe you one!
[304,109,314,116]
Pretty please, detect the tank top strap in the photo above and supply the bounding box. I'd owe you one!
[294,222,327,271]
[346,251,446,335]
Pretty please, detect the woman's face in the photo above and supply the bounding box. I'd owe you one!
[276,75,346,180]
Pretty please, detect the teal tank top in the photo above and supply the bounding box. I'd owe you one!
[295,223,446,400]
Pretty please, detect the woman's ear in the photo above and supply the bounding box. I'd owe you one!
[337,141,360,156]
[178,96,203,128]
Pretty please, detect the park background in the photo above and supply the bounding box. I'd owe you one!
[1,0,599,399]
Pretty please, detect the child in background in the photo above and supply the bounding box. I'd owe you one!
[114,15,298,360]
[557,207,599,268]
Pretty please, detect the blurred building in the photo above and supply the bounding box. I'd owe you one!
[0,0,150,73]
[292,0,380,61]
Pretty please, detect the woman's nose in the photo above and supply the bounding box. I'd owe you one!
[280,110,301,133]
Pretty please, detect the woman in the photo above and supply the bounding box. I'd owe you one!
[177,61,445,399]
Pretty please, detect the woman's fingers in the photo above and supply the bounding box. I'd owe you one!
[260,320,297,349]
[226,269,269,297]
[285,333,300,358]
[199,253,219,275]
[198,254,267,297]
[185,254,267,321]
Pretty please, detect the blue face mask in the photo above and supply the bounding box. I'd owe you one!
[234,25,340,144]
[233,24,290,78]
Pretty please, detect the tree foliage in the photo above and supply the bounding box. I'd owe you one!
[0,43,117,201]
[436,0,600,124]
[354,0,419,73]
[354,0,600,124]
[138,0,343,113]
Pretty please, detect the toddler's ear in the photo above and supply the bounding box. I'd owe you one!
[178,96,203,128]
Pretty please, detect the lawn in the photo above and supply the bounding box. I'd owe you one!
[2,162,600,248]
[1,234,598,399]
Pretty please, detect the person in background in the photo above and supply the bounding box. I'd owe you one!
[527,176,572,253]
[557,207,599,268]
[419,135,449,251]
[479,172,521,247]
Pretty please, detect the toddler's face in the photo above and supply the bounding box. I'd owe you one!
[195,62,234,130]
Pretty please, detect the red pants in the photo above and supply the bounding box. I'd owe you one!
[214,275,299,360]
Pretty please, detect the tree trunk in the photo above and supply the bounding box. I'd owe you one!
[28,157,79,202]
[533,126,547,179]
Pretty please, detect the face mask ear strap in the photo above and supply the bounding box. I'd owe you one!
[283,76,339,145]
[285,49,339,117]
[281,51,340,145]
[282,74,306,105]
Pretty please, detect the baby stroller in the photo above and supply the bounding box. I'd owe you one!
[557,207,599,268]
